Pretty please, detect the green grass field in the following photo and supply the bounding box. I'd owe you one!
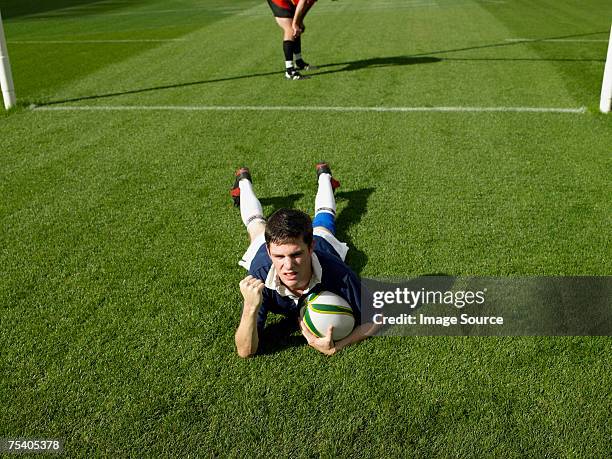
[1,0,611,456]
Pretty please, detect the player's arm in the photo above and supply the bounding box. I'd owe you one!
[235,275,265,358]
[292,0,315,36]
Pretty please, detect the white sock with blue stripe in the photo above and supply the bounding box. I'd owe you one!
[239,179,265,229]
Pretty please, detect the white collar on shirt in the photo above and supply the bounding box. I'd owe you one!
[265,252,323,303]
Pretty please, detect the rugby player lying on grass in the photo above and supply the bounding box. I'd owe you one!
[231,163,376,357]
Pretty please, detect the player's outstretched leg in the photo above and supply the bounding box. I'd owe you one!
[230,167,266,241]
[313,162,340,235]
[294,36,318,71]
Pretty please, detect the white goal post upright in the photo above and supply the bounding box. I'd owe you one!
[0,9,16,110]
[600,24,612,113]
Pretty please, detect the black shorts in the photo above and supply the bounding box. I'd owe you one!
[267,0,295,18]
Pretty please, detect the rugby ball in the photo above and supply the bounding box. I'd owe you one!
[301,291,355,341]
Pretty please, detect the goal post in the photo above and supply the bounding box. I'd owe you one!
[600,24,612,113]
[0,8,16,110]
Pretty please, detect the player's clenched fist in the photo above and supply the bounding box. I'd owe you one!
[239,275,264,313]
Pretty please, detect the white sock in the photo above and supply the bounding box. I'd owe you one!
[295,53,303,61]
[285,60,294,70]
[239,179,265,229]
[315,173,336,216]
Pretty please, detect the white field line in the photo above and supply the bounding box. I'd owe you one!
[31,105,588,114]
[506,38,608,43]
[8,39,187,44]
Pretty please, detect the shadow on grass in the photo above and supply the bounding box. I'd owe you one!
[314,56,441,76]
[443,57,604,63]
[259,193,304,212]
[334,188,375,276]
[257,315,304,356]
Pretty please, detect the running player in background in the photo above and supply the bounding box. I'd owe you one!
[266,0,319,80]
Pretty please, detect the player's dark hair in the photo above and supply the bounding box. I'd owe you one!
[265,208,313,247]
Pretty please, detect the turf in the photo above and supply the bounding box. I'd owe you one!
[1,0,611,456]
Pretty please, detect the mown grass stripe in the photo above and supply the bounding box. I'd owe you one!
[9,39,188,44]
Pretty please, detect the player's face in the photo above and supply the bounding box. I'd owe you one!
[267,237,314,292]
